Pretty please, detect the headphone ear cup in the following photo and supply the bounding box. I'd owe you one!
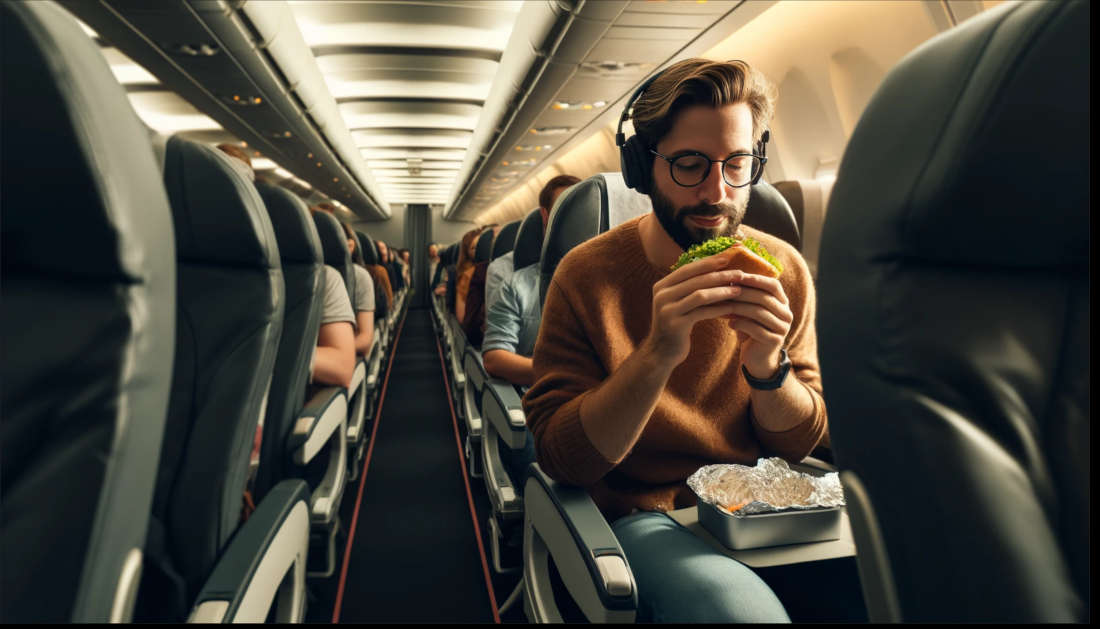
[620,135,653,194]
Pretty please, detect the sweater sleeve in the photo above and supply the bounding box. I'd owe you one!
[522,276,616,487]
[750,248,829,460]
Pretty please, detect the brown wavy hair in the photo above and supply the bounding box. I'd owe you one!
[631,58,777,148]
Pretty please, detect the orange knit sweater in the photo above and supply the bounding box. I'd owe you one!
[523,216,828,522]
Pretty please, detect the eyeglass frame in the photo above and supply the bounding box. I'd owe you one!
[649,149,767,188]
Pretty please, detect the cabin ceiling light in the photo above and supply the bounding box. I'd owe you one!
[579,60,653,76]
[551,100,607,111]
[529,126,573,136]
[515,144,552,153]
[168,43,219,57]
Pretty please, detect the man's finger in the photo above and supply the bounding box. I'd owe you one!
[724,302,788,334]
[728,271,789,305]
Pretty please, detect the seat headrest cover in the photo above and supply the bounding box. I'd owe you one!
[601,172,653,230]
[744,181,801,250]
[513,208,545,271]
[475,229,494,262]
[492,220,521,261]
[164,136,279,269]
[255,183,321,265]
[824,0,1087,271]
[311,210,351,271]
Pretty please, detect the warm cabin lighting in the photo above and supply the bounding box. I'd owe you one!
[233,95,240,101]
[308,153,313,158]
[317,162,322,167]
[333,177,339,182]
[252,97,262,104]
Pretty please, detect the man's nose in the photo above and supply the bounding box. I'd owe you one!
[697,162,730,206]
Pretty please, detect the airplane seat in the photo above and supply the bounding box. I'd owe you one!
[526,172,652,622]
[744,180,801,251]
[1,1,176,621]
[455,228,499,477]
[817,0,1088,622]
[475,228,495,263]
[252,184,351,555]
[478,207,549,574]
[142,134,308,623]
[354,231,384,422]
[772,179,834,279]
[307,210,359,576]
[492,219,522,261]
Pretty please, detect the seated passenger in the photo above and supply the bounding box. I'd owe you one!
[341,222,376,357]
[398,249,411,288]
[307,209,356,391]
[522,59,827,623]
[460,224,499,348]
[453,228,482,322]
[482,175,580,387]
[428,243,447,296]
[216,143,255,183]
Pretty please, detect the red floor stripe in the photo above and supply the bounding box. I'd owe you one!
[331,307,408,624]
[434,328,502,624]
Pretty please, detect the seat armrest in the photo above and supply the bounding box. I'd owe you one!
[481,378,528,449]
[288,386,348,465]
[523,463,637,623]
[189,480,310,623]
[463,347,487,394]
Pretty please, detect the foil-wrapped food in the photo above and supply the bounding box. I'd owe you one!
[687,457,845,516]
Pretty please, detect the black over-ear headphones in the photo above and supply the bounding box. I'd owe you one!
[616,64,770,194]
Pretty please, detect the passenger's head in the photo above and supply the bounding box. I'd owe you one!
[314,202,337,215]
[631,58,777,250]
[538,174,582,227]
[216,143,254,182]
[376,240,389,262]
[458,228,481,269]
[400,249,410,263]
[428,243,439,260]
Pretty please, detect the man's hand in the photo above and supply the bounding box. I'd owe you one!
[642,254,746,367]
[725,271,793,379]
[434,284,446,296]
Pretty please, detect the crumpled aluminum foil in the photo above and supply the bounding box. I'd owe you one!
[687,457,845,516]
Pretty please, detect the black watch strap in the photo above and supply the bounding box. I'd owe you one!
[742,348,791,390]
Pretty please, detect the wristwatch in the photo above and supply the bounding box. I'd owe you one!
[742,348,791,390]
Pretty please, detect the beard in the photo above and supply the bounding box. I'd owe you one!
[649,184,749,251]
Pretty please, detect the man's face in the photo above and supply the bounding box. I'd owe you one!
[428,245,438,259]
[377,241,388,260]
[649,103,754,251]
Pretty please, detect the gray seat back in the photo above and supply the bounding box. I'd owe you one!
[745,181,800,250]
[492,220,522,261]
[254,184,324,502]
[143,135,284,620]
[312,211,354,302]
[355,230,376,266]
[474,229,495,263]
[817,1,1088,621]
[512,209,545,271]
[0,2,176,621]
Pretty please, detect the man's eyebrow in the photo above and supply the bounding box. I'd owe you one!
[667,148,755,158]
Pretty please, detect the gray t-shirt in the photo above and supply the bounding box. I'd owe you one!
[352,265,376,313]
[321,265,356,327]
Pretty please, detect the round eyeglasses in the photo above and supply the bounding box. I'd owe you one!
[650,150,766,188]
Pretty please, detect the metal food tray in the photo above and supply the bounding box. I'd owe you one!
[697,499,842,551]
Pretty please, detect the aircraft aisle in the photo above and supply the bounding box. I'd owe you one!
[307,307,505,623]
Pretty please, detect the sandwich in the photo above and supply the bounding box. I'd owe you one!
[670,235,784,277]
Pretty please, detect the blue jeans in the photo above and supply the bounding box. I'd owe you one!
[612,511,790,623]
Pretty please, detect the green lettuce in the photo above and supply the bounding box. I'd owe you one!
[671,236,784,275]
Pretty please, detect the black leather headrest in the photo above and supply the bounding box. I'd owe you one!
[312,211,351,272]
[823,1,1087,271]
[540,172,650,303]
[745,181,800,250]
[255,183,321,264]
[164,136,279,270]
[444,243,458,266]
[356,230,379,265]
[492,220,521,261]
[475,229,494,263]
[512,208,544,271]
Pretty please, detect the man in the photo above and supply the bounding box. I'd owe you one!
[428,243,447,296]
[522,59,827,622]
[341,222,376,358]
[482,175,580,387]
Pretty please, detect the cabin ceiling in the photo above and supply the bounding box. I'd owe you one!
[70,0,748,221]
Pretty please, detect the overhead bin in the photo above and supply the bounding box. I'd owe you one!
[60,0,390,220]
